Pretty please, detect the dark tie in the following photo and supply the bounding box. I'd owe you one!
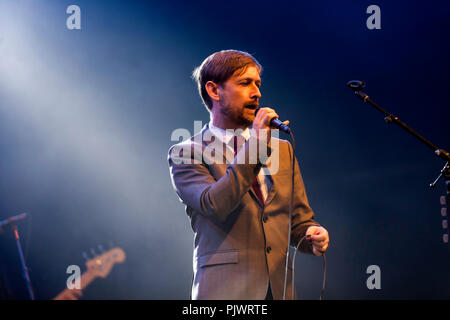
[233,135,265,207]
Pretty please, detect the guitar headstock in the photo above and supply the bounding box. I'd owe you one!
[85,247,126,278]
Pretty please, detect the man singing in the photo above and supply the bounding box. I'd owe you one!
[168,50,329,300]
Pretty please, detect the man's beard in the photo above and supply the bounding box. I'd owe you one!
[219,100,254,127]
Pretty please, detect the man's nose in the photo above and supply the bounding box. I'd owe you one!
[250,84,261,99]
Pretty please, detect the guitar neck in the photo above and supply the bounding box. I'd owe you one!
[78,270,96,290]
[53,247,125,300]
[53,270,96,300]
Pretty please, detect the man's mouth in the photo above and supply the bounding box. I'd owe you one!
[244,104,258,110]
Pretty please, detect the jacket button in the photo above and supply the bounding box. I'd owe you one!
[263,216,268,223]
[266,246,272,253]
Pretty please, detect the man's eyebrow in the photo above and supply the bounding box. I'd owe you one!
[236,77,261,83]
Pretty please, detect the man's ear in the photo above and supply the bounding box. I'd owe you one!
[205,81,221,102]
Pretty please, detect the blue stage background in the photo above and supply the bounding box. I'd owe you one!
[0,0,449,299]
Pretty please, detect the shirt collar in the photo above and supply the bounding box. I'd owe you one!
[208,121,251,145]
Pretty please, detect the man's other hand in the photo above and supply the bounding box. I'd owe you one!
[306,226,329,256]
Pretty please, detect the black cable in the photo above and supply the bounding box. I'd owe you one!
[283,130,296,299]
[320,252,327,300]
[291,235,327,300]
[282,129,327,300]
[291,235,308,300]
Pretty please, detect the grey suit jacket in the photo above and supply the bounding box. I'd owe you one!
[168,124,320,300]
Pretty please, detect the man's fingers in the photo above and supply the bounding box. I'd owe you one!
[260,109,278,120]
[309,227,329,241]
[263,114,278,126]
[311,234,327,241]
[311,236,329,248]
[256,108,278,121]
[313,242,328,252]
[259,107,275,113]
[312,241,328,254]
[307,226,330,255]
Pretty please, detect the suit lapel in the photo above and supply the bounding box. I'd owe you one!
[201,124,233,165]
[264,173,276,207]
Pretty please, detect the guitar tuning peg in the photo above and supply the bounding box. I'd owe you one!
[90,248,98,257]
[97,244,105,253]
[82,251,89,261]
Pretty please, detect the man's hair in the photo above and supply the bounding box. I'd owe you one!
[192,50,262,111]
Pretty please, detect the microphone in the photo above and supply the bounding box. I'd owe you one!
[255,107,291,134]
[347,80,366,91]
[0,212,28,234]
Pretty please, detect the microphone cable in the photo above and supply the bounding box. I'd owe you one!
[291,235,327,300]
[282,130,327,300]
[282,130,296,300]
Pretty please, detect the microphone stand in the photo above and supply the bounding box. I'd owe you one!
[346,80,450,189]
[347,80,450,247]
[1,213,35,300]
[12,224,35,300]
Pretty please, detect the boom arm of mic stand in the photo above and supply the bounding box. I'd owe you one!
[352,89,450,163]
